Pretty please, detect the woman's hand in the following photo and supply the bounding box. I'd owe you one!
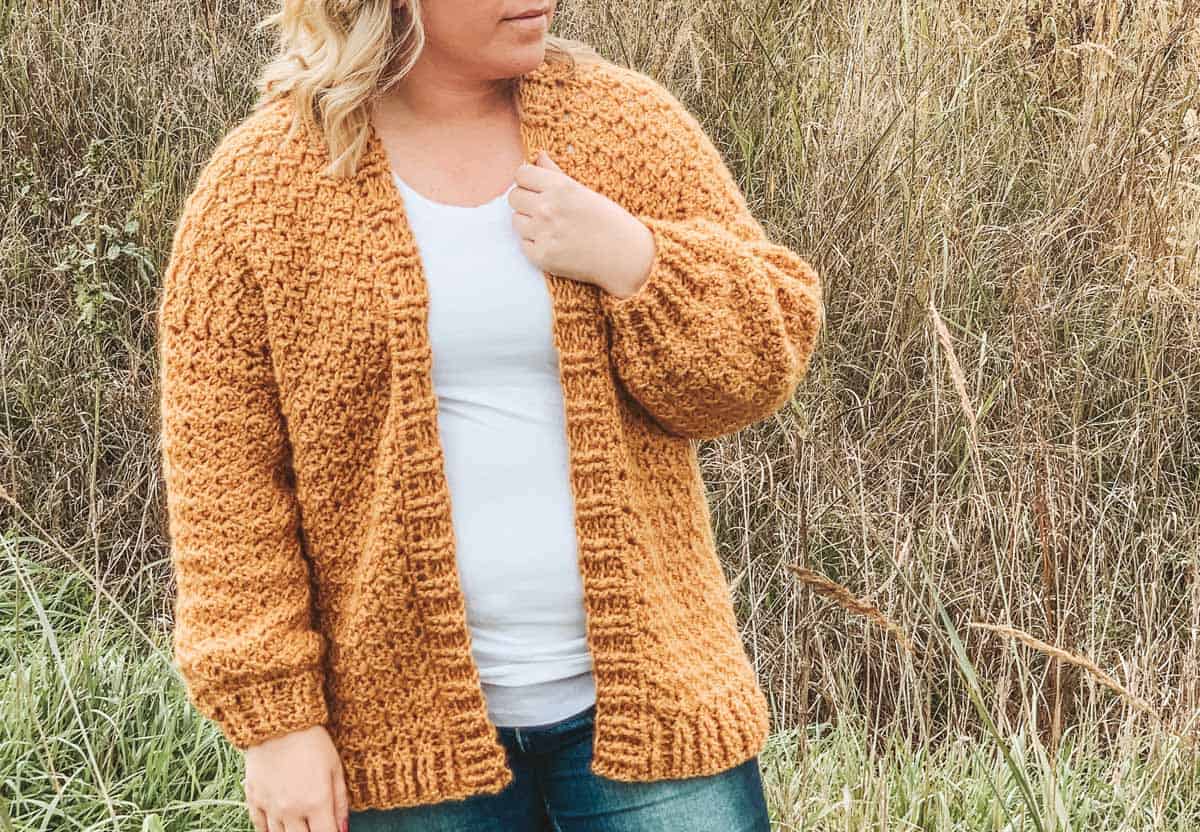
[243,724,350,832]
[509,150,656,300]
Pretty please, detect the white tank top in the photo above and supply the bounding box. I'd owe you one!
[391,171,596,728]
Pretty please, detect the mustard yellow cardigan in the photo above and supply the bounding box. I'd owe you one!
[157,53,824,813]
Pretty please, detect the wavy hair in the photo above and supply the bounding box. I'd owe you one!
[251,0,602,179]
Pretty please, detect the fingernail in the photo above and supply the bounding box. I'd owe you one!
[341,818,349,832]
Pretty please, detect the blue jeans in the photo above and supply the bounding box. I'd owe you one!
[349,702,772,831]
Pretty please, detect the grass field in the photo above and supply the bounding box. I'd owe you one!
[3,0,1200,829]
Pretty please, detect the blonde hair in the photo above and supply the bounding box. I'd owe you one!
[251,0,603,179]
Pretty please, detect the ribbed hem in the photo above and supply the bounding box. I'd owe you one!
[340,675,770,813]
[195,666,330,751]
[589,674,771,783]
[341,731,513,813]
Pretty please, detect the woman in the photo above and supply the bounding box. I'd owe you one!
[157,0,824,830]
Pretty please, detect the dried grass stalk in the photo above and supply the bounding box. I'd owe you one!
[970,621,1160,721]
[787,565,915,655]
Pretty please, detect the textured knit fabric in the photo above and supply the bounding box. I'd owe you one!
[156,54,824,813]
[390,170,596,728]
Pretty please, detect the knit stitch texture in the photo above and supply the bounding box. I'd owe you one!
[157,53,824,812]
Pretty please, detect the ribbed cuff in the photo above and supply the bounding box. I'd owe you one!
[191,665,330,750]
[599,214,673,316]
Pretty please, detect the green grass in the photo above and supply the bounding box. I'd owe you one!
[5,545,1200,830]
[760,719,1200,830]
[2,540,247,831]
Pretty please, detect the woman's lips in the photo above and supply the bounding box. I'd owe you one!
[503,11,547,28]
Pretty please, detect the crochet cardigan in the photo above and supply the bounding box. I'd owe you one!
[157,53,824,813]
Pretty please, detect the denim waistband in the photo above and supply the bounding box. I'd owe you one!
[496,701,596,755]
[510,701,596,733]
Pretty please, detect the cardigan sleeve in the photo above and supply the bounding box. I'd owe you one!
[598,76,824,441]
[157,183,330,751]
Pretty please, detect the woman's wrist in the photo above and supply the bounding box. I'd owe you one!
[598,215,656,302]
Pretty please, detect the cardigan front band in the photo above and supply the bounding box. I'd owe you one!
[157,52,824,813]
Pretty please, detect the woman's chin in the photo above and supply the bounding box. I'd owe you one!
[494,42,548,76]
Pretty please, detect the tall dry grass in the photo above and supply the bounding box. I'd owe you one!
[2,0,1200,823]
[581,0,1200,756]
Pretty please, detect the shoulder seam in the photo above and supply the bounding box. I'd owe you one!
[180,100,297,256]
